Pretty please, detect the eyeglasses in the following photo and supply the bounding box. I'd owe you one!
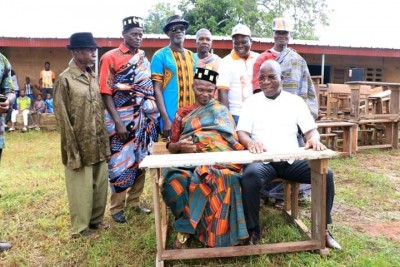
[170,25,186,33]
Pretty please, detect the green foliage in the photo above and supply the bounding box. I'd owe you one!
[145,2,178,34]
[144,0,332,39]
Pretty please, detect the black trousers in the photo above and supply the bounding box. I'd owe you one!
[240,160,334,231]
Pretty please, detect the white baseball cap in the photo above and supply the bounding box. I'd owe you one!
[231,24,251,37]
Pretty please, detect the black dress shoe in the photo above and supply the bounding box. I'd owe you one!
[112,211,127,223]
[134,206,151,215]
[0,242,12,252]
[242,229,261,245]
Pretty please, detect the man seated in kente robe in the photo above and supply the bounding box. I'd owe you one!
[162,68,248,248]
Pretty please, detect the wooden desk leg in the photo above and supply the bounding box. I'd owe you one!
[308,159,328,255]
[342,126,356,155]
[350,85,361,119]
[290,182,299,220]
[351,125,358,153]
[150,168,165,267]
[384,122,394,147]
[393,122,399,149]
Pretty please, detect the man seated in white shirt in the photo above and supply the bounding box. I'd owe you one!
[236,60,342,250]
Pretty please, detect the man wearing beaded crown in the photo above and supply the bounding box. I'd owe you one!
[99,16,159,223]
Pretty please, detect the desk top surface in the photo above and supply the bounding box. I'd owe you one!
[140,148,338,169]
[317,121,357,127]
[346,81,400,87]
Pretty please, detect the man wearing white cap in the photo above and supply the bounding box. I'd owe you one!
[252,17,318,119]
[217,24,259,125]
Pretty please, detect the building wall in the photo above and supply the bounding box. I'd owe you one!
[304,54,400,83]
[2,47,400,91]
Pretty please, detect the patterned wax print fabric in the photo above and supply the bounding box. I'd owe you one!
[161,99,248,247]
[277,48,318,119]
[150,47,197,131]
[99,45,159,193]
[196,53,221,72]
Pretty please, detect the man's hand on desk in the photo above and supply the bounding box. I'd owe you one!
[304,139,327,151]
[248,140,267,154]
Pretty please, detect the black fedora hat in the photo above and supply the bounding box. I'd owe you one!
[163,15,189,34]
[67,32,100,50]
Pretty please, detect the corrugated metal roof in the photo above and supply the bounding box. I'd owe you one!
[1,35,400,58]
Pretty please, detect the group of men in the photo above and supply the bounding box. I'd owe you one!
[1,14,341,253]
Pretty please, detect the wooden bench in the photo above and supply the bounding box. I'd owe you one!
[141,144,339,266]
[320,133,337,150]
[366,89,391,115]
[14,112,57,131]
[316,121,357,155]
[324,83,379,119]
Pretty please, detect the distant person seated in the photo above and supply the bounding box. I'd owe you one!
[161,68,248,249]
[31,93,45,130]
[44,93,53,113]
[9,89,31,132]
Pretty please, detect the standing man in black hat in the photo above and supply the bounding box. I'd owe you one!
[99,16,159,223]
[150,15,197,139]
[54,32,111,238]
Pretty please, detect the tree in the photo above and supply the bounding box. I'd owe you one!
[257,0,331,40]
[144,0,331,40]
[145,2,177,34]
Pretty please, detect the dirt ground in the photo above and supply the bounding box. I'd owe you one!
[333,151,400,243]
[334,203,400,242]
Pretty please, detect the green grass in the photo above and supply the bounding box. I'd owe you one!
[1,131,399,266]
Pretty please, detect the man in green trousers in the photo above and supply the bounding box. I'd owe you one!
[54,32,111,238]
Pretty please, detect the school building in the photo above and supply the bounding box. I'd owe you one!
[1,35,399,90]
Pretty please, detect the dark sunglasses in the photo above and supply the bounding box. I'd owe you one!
[170,25,186,33]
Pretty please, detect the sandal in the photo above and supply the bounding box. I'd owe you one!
[89,221,111,230]
[173,232,191,249]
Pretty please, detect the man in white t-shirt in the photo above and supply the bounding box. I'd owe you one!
[236,60,341,250]
[216,24,259,125]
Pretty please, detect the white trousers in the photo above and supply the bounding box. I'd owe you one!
[11,109,29,126]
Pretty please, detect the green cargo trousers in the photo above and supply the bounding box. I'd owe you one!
[65,161,108,235]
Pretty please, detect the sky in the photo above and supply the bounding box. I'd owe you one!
[1,0,399,48]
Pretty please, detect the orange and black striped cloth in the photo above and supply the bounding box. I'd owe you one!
[161,99,248,247]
